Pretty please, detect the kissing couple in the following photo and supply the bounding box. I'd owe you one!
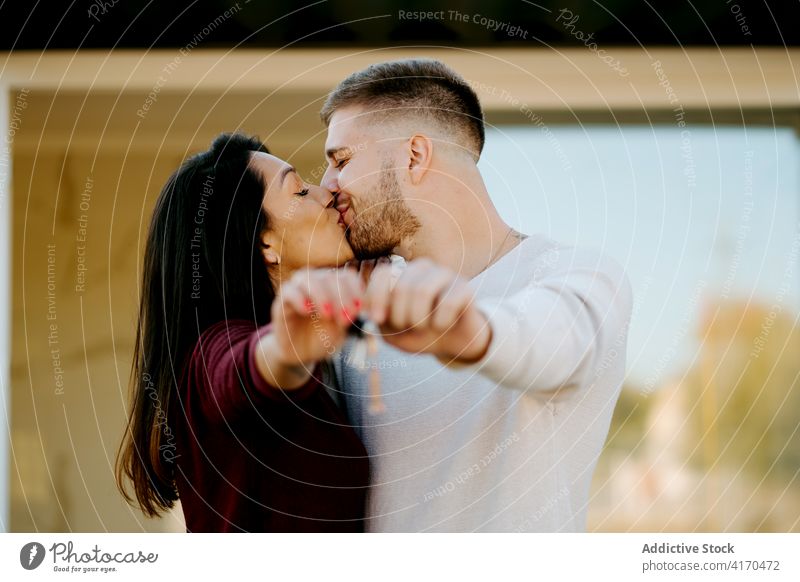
[116,58,632,533]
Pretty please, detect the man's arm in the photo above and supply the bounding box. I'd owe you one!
[445,249,633,396]
[366,250,632,396]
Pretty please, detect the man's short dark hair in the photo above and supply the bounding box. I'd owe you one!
[320,59,485,160]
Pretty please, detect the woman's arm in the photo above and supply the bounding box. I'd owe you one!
[254,333,314,390]
[189,268,365,424]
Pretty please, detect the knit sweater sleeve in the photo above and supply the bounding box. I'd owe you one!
[187,319,319,425]
[445,247,633,399]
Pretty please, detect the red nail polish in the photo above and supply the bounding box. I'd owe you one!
[353,299,362,310]
[322,302,333,317]
[304,299,314,313]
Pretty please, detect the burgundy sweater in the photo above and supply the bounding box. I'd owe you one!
[172,319,369,532]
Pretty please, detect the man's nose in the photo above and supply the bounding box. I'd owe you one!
[321,165,338,193]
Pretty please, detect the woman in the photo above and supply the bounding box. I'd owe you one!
[115,132,369,532]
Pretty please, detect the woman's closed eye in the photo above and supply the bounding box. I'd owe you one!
[295,187,309,196]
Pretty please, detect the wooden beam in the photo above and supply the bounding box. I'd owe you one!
[1,47,798,109]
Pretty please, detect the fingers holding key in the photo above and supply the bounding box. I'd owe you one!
[366,258,469,331]
[404,268,458,330]
[282,268,364,325]
[276,275,313,319]
[430,278,474,332]
[331,267,363,325]
[365,263,395,325]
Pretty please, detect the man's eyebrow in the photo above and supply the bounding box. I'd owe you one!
[325,146,350,159]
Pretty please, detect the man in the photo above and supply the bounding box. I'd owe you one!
[320,58,633,532]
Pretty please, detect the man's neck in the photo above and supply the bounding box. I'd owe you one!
[394,210,521,279]
[392,164,526,277]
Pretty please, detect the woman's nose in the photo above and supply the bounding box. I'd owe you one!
[309,184,336,207]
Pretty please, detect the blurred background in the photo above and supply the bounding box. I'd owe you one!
[0,0,798,532]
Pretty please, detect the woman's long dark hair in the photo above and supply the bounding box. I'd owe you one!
[116,133,274,517]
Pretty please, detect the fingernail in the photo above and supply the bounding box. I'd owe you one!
[322,302,333,317]
[304,299,314,313]
[353,299,362,310]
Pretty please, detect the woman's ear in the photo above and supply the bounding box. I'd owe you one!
[260,236,281,266]
[407,134,433,185]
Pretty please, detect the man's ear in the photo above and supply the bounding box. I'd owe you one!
[406,134,433,185]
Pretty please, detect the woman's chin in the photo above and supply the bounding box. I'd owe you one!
[307,244,354,268]
[328,231,354,263]
[335,243,356,265]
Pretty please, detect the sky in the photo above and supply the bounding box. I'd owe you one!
[479,124,800,386]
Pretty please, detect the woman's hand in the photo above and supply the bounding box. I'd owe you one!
[269,267,365,368]
[256,268,364,390]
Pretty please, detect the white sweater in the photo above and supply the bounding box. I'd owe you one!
[332,234,633,532]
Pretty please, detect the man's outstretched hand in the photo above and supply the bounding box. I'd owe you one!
[364,258,492,363]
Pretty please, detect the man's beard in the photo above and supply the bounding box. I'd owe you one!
[346,160,421,260]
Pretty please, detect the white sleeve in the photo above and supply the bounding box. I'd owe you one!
[444,247,633,397]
